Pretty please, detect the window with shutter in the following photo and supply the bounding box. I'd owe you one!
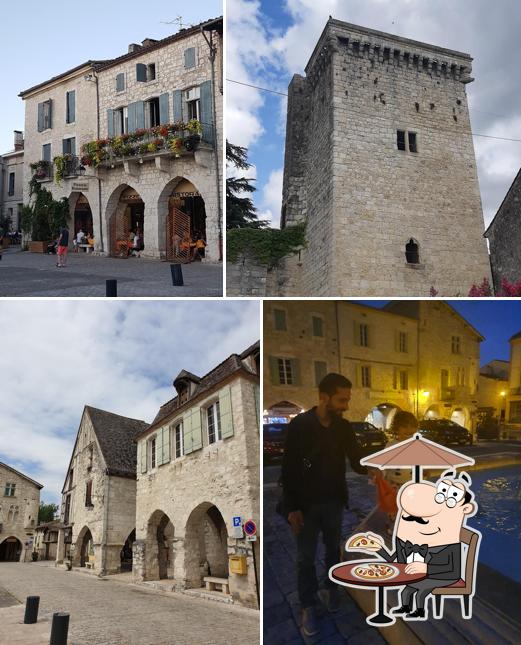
[37,102,44,132]
[199,80,214,144]
[173,90,183,122]
[107,109,115,137]
[116,73,125,92]
[207,400,222,444]
[140,440,147,474]
[150,436,157,468]
[159,93,169,124]
[155,430,163,466]
[312,316,324,337]
[136,63,147,82]
[184,47,196,69]
[174,422,183,458]
[66,91,75,124]
[191,408,203,451]
[273,309,287,331]
[42,143,51,162]
[162,426,170,464]
[219,387,234,439]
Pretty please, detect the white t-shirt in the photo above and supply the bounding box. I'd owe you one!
[76,231,85,243]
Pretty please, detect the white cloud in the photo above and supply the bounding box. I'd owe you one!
[260,168,284,227]
[0,301,259,504]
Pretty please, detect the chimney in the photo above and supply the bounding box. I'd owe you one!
[141,38,158,48]
[128,43,142,53]
[14,131,24,151]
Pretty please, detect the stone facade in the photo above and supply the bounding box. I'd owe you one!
[20,17,222,261]
[505,333,521,434]
[0,131,24,232]
[57,407,147,575]
[34,521,61,561]
[264,300,481,431]
[484,168,521,292]
[277,19,492,296]
[134,344,260,608]
[0,462,42,562]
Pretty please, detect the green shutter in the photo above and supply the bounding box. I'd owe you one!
[136,441,141,475]
[155,430,163,466]
[159,93,170,124]
[269,356,280,385]
[199,80,214,144]
[173,90,183,122]
[140,440,147,473]
[107,109,115,137]
[135,101,145,130]
[184,47,196,69]
[291,359,301,386]
[37,102,44,132]
[192,408,203,451]
[162,426,170,463]
[183,409,193,454]
[219,387,234,439]
[136,63,147,82]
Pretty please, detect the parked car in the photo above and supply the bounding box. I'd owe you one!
[417,419,473,446]
[476,418,500,442]
[349,422,388,456]
[263,423,288,464]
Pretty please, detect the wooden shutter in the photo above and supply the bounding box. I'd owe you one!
[116,73,125,92]
[183,409,193,454]
[159,93,170,124]
[219,387,234,439]
[136,63,147,82]
[140,440,147,473]
[67,91,75,123]
[191,408,203,451]
[136,441,141,475]
[135,101,145,130]
[199,80,214,143]
[184,47,196,69]
[37,102,44,132]
[107,109,115,137]
[269,356,280,385]
[155,430,163,466]
[48,100,53,129]
[173,90,183,122]
[70,137,76,156]
[162,426,170,463]
[291,359,301,386]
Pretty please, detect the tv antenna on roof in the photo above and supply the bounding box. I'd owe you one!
[160,16,193,30]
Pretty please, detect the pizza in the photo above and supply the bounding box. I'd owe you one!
[352,563,397,581]
[347,534,382,551]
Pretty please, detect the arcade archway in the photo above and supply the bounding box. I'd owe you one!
[184,502,228,589]
[145,510,175,580]
[164,179,207,262]
[108,186,145,257]
[365,403,401,430]
[0,537,22,562]
[120,529,135,572]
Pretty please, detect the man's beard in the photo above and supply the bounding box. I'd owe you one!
[327,405,343,417]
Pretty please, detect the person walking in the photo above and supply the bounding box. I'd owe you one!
[56,225,69,267]
[281,373,367,636]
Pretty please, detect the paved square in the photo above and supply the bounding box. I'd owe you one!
[0,248,222,297]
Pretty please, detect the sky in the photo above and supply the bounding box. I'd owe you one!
[361,299,521,365]
[0,0,222,153]
[227,0,521,228]
[0,300,259,506]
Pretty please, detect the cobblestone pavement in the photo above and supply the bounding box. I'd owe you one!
[0,247,222,297]
[263,464,386,644]
[0,563,258,645]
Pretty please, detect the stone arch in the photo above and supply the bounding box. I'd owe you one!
[264,400,304,422]
[74,525,93,567]
[145,510,175,581]
[0,536,23,562]
[120,528,135,572]
[405,238,420,264]
[424,404,441,419]
[365,403,401,430]
[183,502,228,589]
[105,184,145,258]
[68,191,93,240]
[451,406,469,429]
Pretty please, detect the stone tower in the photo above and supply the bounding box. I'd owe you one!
[280,19,492,296]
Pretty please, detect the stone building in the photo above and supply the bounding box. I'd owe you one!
[34,520,62,561]
[276,18,492,296]
[19,16,222,261]
[57,406,148,575]
[484,168,521,292]
[0,131,24,232]
[0,462,42,562]
[505,331,521,437]
[477,359,509,422]
[264,301,482,431]
[134,342,260,608]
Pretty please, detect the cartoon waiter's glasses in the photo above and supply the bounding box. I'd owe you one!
[434,481,466,508]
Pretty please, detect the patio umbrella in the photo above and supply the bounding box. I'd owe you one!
[360,433,474,482]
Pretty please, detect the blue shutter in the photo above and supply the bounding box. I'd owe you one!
[159,93,169,124]
[107,109,115,137]
[199,81,214,144]
[184,47,196,69]
[67,91,75,123]
[116,73,125,92]
[173,90,183,123]
[70,137,76,156]
[136,63,147,82]
[42,144,51,162]
[127,103,136,133]
[135,101,145,130]
[37,102,44,132]
[48,100,53,129]
[62,139,67,154]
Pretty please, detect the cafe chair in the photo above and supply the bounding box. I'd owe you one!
[431,526,481,619]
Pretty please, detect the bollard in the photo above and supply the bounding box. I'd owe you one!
[24,596,40,624]
[50,612,69,645]
[106,279,117,297]
[170,263,184,286]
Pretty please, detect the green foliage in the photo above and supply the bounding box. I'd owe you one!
[0,211,12,235]
[226,140,267,229]
[38,502,59,524]
[227,223,307,268]
[24,180,70,241]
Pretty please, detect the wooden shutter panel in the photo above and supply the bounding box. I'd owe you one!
[269,356,280,385]
[62,139,67,154]
[173,90,183,122]
[184,47,196,69]
[48,100,53,129]
[291,359,301,386]
[70,137,76,156]
[219,387,234,439]
[182,409,193,454]
[155,430,163,466]
[162,426,170,463]
[116,73,125,92]
[140,440,147,473]
[136,441,141,475]
[191,408,203,451]
[37,102,44,132]
[107,109,115,137]
[159,93,170,124]
[136,63,147,82]
[135,101,145,130]
[68,91,75,123]
[199,80,214,144]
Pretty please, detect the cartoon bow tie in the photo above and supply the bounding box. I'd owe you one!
[403,541,428,557]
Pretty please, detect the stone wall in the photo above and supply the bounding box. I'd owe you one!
[1,150,24,231]
[226,257,267,296]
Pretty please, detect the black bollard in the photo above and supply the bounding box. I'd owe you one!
[170,263,184,286]
[50,612,69,645]
[106,279,117,297]
[24,596,40,624]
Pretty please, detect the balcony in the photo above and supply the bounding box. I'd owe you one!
[31,155,82,184]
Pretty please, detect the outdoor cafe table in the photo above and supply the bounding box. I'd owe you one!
[330,561,427,626]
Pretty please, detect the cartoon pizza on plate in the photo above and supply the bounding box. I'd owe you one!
[346,533,382,551]
[352,563,398,581]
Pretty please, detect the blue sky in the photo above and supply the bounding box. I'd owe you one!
[0,300,259,505]
[227,0,521,228]
[0,0,222,154]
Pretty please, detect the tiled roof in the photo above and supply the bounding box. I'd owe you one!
[510,331,521,341]
[85,406,148,477]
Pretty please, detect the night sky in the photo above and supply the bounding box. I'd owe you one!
[359,300,521,366]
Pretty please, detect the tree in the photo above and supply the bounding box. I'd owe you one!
[226,141,267,229]
[38,502,59,524]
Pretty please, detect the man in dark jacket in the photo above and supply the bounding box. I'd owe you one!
[281,373,367,636]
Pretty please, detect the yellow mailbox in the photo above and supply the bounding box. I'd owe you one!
[229,555,248,575]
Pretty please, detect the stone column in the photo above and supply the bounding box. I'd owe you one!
[132,539,146,582]
[56,529,66,564]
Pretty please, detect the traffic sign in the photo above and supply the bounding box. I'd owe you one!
[233,516,242,527]
[244,519,257,536]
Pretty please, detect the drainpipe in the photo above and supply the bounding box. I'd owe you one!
[101,468,110,575]
[201,25,223,260]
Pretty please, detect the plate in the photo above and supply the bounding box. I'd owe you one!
[351,563,399,581]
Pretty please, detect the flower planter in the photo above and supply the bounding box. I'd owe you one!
[29,241,49,253]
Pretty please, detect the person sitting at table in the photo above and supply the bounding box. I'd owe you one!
[180,232,192,261]
[192,232,206,261]
[131,231,143,258]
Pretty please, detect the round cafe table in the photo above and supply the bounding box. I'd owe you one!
[330,560,427,626]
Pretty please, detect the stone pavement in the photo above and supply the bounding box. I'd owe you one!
[263,465,386,644]
[0,562,258,645]
[0,247,222,297]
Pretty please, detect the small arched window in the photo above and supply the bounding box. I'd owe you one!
[405,238,420,264]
